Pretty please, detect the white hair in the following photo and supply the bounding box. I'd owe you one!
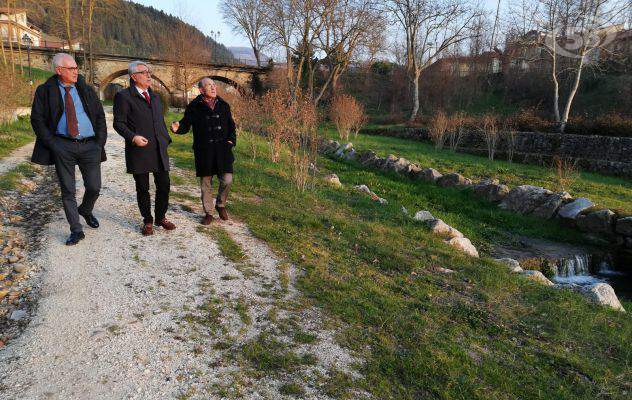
[52,53,74,68]
[198,77,215,88]
[128,60,150,76]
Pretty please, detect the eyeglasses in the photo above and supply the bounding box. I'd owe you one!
[133,70,152,76]
[59,66,78,71]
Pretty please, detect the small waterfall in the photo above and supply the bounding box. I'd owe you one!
[555,255,591,277]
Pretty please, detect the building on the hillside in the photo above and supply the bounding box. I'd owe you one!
[40,33,82,50]
[0,8,42,47]
[424,51,502,78]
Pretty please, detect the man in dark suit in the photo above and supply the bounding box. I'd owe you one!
[30,53,107,246]
[113,61,175,236]
[170,78,236,224]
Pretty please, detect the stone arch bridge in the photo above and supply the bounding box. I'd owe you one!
[25,48,267,100]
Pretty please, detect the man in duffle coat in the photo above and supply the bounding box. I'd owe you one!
[113,60,175,236]
[31,53,107,246]
[170,78,236,224]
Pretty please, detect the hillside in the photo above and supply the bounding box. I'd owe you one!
[15,0,234,62]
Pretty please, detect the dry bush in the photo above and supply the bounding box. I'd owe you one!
[552,156,579,192]
[428,111,449,149]
[330,95,367,140]
[501,120,517,163]
[447,111,465,151]
[479,115,499,161]
[260,91,290,163]
[0,67,31,125]
[286,96,319,192]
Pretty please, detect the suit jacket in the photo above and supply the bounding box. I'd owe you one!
[175,95,236,176]
[30,75,107,165]
[113,84,171,174]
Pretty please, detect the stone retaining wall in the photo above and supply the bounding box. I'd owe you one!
[361,127,632,177]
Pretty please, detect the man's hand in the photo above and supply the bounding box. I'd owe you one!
[170,121,179,133]
[132,135,148,147]
[227,140,234,146]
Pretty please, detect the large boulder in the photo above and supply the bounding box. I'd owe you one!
[324,174,342,187]
[496,258,523,273]
[414,210,434,222]
[615,216,632,236]
[437,173,472,188]
[558,198,594,220]
[379,154,399,171]
[499,185,567,218]
[391,158,411,174]
[342,149,357,161]
[427,219,464,239]
[418,168,442,183]
[580,283,625,312]
[472,180,510,203]
[521,270,554,286]
[334,142,353,157]
[576,209,616,235]
[358,150,378,165]
[445,237,479,257]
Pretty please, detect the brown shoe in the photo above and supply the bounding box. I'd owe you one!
[201,214,214,225]
[215,206,229,221]
[156,218,176,230]
[142,223,154,236]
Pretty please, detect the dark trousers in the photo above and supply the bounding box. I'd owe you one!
[132,171,170,224]
[52,137,102,233]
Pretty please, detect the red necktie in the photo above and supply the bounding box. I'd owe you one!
[64,87,79,138]
[142,91,150,104]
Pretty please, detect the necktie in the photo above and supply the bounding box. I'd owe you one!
[64,87,79,138]
[142,91,151,104]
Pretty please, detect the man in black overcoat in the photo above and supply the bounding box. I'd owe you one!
[170,78,236,224]
[30,53,107,245]
[113,61,175,235]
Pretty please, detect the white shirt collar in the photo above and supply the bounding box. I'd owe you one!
[135,86,149,96]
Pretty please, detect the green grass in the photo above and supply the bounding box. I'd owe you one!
[169,118,632,399]
[196,225,247,264]
[327,127,632,215]
[0,162,36,193]
[0,116,35,160]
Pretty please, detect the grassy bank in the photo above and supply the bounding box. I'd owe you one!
[0,117,34,160]
[168,119,632,399]
[325,127,632,215]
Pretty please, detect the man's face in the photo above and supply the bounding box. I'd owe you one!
[132,64,152,90]
[55,57,78,85]
[200,80,217,98]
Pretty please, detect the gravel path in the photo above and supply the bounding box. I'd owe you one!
[0,112,366,399]
[0,141,35,175]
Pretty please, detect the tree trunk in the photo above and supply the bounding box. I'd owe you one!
[7,0,15,74]
[253,47,261,67]
[560,55,585,133]
[409,71,420,122]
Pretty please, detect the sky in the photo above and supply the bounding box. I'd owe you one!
[132,0,502,49]
[132,0,251,48]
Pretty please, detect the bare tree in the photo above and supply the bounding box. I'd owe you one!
[386,0,481,121]
[79,0,117,83]
[220,0,270,66]
[313,0,380,104]
[536,0,627,131]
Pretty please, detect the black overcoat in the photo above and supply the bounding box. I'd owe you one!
[30,75,107,165]
[113,85,171,174]
[174,95,236,177]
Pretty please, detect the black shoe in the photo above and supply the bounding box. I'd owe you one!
[81,213,99,229]
[66,231,85,246]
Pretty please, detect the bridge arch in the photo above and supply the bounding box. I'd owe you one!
[98,69,172,100]
[191,75,248,95]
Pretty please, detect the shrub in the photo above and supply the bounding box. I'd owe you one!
[479,114,499,161]
[447,111,466,151]
[428,111,449,149]
[330,95,367,140]
[0,66,31,125]
[551,156,579,192]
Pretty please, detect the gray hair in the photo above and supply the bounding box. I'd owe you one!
[198,77,215,88]
[128,60,150,76]
[52,53,74,68]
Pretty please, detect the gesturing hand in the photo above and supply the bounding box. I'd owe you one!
[170,121,179,133]
[132,135,149,147]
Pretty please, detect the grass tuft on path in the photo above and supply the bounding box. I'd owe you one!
[169,120,632,399]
